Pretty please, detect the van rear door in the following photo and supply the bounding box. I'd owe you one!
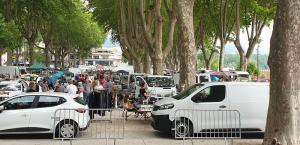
[190,85,230,132]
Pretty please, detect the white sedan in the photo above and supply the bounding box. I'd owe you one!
[0,92,89,138]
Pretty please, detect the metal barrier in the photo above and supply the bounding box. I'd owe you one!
[174,109,241,145]
[53,108,125,145]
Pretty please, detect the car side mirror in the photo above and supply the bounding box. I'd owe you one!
[0,105,4,113]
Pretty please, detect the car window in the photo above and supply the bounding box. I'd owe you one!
[135,77,144,86]
[2,96,35,110]
[145,77,175,87]
[191,85,226,103]
[37,96,66,108]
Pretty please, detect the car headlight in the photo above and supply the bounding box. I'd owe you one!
[159,103,174,110]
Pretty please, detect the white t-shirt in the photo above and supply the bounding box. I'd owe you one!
[66,84,77,96]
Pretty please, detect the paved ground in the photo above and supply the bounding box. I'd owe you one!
[0,112,263,145]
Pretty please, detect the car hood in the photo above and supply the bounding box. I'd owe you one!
[154,97,177,106]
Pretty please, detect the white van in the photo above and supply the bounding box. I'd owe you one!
[134,75,177,98]
[151,82,269,136]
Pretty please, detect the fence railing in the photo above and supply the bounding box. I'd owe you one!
[53,108,125,145]
[173,109,241,145]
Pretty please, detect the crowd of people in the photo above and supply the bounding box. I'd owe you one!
[25,72,120,110]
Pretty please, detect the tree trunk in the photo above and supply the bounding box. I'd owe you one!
[219,39,225,71]
[28,41,35,65]
[6,49,13,66]
[54,54,58,69]
[152,58,164,75]
[133,60,143,73]
[175,0,196,88]
[0,50,2,66]
[60,52,65,69]
[263,1,300,145]
[44,42,50,67]
[206,54,214,70]
[239,55,248,71]
[143,54,151,74]
[153,0,164,75]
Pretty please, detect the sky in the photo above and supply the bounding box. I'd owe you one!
[102,24,273,54]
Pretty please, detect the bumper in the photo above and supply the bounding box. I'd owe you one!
[79,119,90,131]
[151,114,172,133]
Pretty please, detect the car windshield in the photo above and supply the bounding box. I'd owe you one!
[145,77,175,87]
[173,84,203,100]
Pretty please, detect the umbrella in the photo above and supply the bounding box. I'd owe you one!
[49,71,64,85]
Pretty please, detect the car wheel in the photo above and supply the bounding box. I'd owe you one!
[56,120,78,138]
[173,118,193,138]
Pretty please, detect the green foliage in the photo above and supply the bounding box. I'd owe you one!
[247,61,260,76]
[89,0,120,42]
[197,51,269,71]
[0,14,21,50]
[0,0,106,65]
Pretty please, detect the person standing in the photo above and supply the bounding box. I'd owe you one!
[106,77,114,108]
[83,79,92,103]
[66,80,77,96]
[41,80,49,92]
[26,81,37,92]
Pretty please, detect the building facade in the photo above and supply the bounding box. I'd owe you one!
[85,48,122,67]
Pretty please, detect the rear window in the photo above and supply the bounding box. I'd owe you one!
[73,97,86,105]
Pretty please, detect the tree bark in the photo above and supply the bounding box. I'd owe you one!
[44,42,50,67]
[54,53,58,69]
[263,1,300,145]
[6,49,13,66]
[133,60,143,73]
[28,41,35,65]
[143,54,151,74]
[219,39,225,71]
[175,0,196,88]
[0,50,3,66]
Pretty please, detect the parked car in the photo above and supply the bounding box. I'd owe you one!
[0,80,28,101]
[151,82,269,137]
[0,92,89,138]
[135,75,177,98]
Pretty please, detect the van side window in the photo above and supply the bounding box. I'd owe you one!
[136,77,145,87]
[191,85,225,103]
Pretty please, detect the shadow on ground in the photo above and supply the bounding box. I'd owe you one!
[0,134,53,139]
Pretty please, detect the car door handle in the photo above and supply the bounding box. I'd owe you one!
[22,114,29,117]
[219,105,227,108]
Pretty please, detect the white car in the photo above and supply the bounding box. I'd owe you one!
[0,92,89,138]
[0,80,28,101]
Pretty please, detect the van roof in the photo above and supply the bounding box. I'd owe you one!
[201,81,269,86]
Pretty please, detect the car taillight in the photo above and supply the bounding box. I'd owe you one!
[75,108,86,113]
